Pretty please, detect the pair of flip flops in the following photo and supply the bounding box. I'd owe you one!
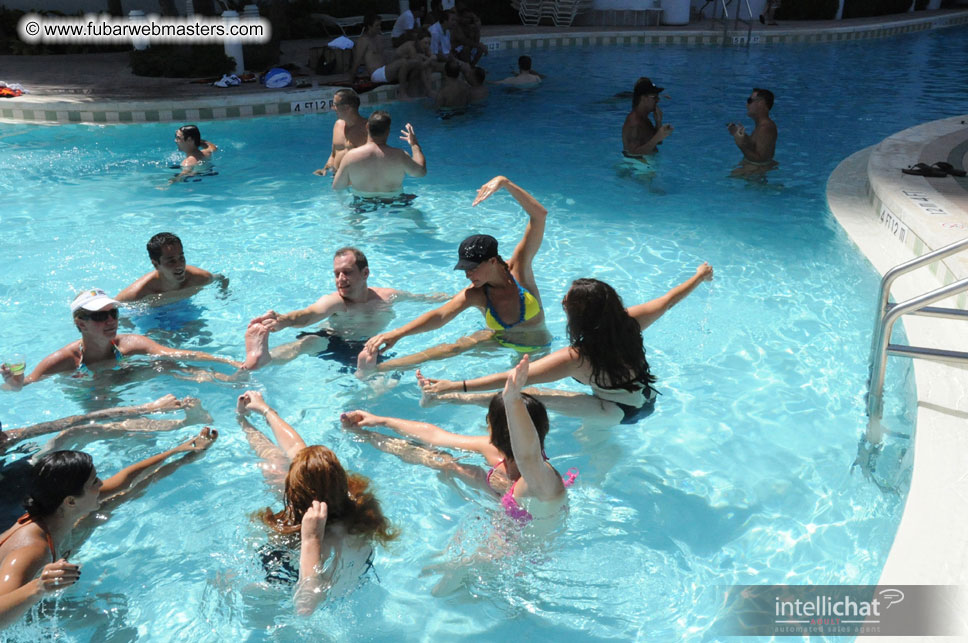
[901,162,967,177]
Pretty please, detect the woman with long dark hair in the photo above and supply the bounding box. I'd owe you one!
[418,263,713,424]
[0,429,216,628]
[235,391,396,614]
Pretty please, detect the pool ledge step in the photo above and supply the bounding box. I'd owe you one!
[827,123,968,633]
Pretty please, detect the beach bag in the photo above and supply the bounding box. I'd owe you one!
[264,68,292,88]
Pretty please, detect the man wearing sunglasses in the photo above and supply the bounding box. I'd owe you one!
[727,88,777,166]
[622,77,673,158]
[1,289,256,391]
[116,232,225,305]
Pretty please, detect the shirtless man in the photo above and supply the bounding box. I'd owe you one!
[332,111,427,196]
[172,124,216,183]
[435,60,470,109]
[496,56,541,87]
[116,232,226,305]
[727,87,778,165]
[349,12,424,98]
[622,77,673,157]
[313,90,367,177]
[244,248,444,369]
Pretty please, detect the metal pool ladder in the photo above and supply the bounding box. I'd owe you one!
[867,236,968,419]
[710,0,753,45]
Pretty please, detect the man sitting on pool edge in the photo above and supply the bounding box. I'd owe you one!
[332,111,427,201]
[244,247,446,370]
[116,232,227,306]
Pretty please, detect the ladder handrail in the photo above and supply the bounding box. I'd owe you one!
[867,272,968,419]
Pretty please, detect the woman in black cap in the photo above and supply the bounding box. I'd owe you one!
[357,175,551,376]
[417,264,713,425]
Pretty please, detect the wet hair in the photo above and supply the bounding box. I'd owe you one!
[24,451,94,519]
[364,11,381,30]
[444,59,462,79]
[334,88,360,109]
[564,278,656,392]
[518,55,532,71]
[147,232,182,261]
[753,87,774,110]
[473,67,486,85]
[178,125,201,147]
[486,393,549,461]
[367,110,391,139]
[333,246,368,271]
[260,446,396,544]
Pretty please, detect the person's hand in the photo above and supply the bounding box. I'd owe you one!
[472,175,509,206]
[363,332,398,355]
[36,560,81,594]
[400,123,419,147]
[249,310,282,331]
[730,124,746,138]
[313,167,331,176]
[175,427,218,453]
[1,363,25,390]
[237,391,270,416]
[695,262,714,281]
[340,410,381,428]
[502,354,530,400]
[300,500,328,542]
[654,103,663,122]
[416,369,459,394]
[656,124,674,141]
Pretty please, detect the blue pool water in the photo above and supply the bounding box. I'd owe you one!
[3,25,966,641]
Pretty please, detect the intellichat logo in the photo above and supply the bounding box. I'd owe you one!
[775,588,904,625]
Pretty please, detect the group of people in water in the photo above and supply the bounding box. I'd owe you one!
[0,28,754,626]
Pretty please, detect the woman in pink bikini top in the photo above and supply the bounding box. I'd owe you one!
[342,355,576,525]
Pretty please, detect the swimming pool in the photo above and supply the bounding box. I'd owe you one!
[3,25,966,640]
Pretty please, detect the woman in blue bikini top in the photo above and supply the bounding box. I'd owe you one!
[342,355,575,525]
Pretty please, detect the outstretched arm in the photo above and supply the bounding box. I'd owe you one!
[2,347,76,391]
[400,124,427,178]
[237,391,307,460]
[626,262,713,331]
[250,293,343,332]
[362,289,475,355]
[340,410,491,453]
[98,427,217,502]
[125,335,244,369]
[503,356,563,500]
[417,345,578,394]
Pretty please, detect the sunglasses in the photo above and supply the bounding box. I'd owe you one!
[78,308,119,322]
[747,96,762,104]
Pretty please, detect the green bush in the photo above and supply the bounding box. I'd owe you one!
[775,0,840,19]
[130,45,235,77]
[842,0,912,18]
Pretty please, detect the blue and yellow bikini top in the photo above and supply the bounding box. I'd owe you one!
[483,275,542,331]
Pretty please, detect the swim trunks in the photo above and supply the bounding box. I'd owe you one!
[295,329,387,370]
[370,66,388,83]
[350,193,417,213]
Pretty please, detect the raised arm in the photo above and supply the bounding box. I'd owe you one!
[729,122,776,163]
[363,289,476,355]
[295,500,329,616]
[626,262,713,331]
[340,410,491,453]
[98,427,217,501]
[502,356,564,499]
[400,124,427,178]
[418,345,579,394]
[237,391,307,460]
[473,176,547,279]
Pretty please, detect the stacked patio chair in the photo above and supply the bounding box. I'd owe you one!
[511,0,592,26]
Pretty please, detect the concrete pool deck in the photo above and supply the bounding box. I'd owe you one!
[3,8,968,635]
[0,8,966,124]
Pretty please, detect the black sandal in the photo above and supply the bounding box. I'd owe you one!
[901,162,946,177]
[932,161,967,177]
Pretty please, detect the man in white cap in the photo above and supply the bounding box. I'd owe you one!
[1,288,257,390]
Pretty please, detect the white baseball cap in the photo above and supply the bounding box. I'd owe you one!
[71,288,120,314]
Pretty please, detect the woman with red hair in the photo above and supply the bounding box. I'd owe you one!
[235,391,395,615]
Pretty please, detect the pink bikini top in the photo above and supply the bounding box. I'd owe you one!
[486,455,578,524]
